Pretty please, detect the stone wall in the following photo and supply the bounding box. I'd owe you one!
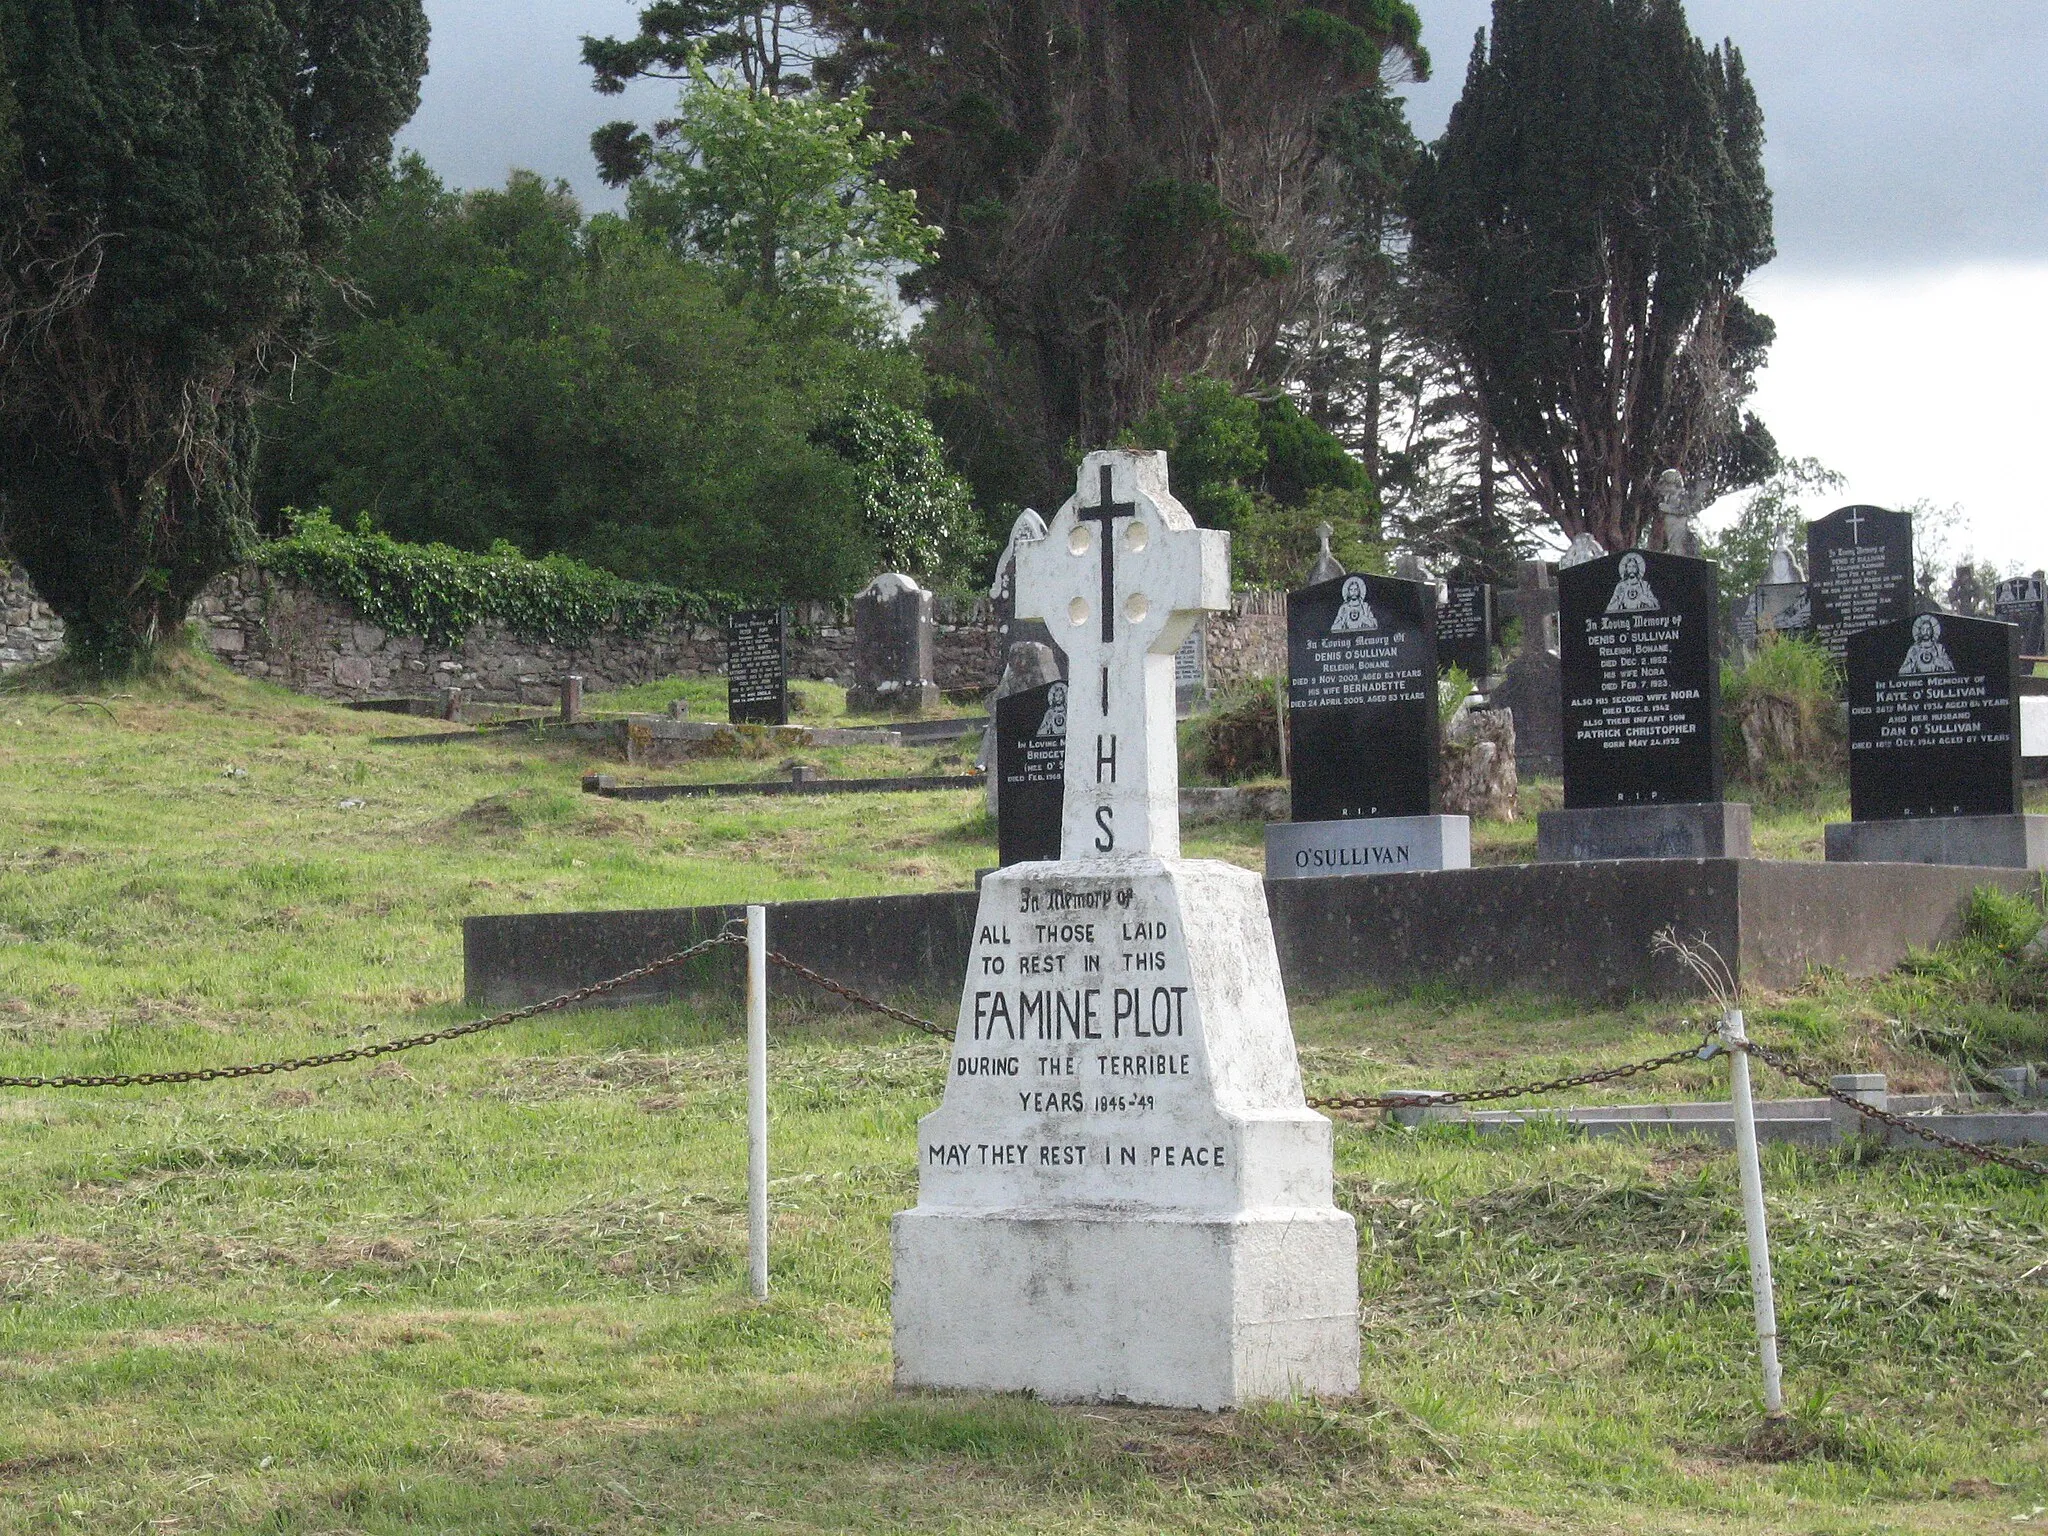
[2,564,1288,704]
[1,565,64,672]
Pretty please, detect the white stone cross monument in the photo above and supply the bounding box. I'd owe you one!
[892,449,1359,1409]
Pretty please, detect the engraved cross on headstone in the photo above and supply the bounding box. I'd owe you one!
[1844,507,1867,545]
[1017,450,1229,860]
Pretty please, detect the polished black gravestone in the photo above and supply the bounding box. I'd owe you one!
[993,679,1067,866]
[1268,573,1469,877]
[1287,572,1439,821]
[1539,550,1749,859]
[1996,575,2047,657]
[726,608,788,725]
[1808,505,1914,662]
[1827,614,2043,867]
[1437,583,1494,678]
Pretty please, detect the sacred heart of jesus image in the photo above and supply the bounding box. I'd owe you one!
[1899,613,1956,676]
[1606,552,1661,614]
[1330,575,1379,634]
[1037,681,1067,736]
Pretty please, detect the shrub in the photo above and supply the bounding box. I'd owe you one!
[1722,636,1845,801]
[1185,680,1283,784]
[259,511,724,647]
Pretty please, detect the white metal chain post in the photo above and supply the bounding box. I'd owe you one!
[1723,1007,1785,1416]
[747,905,769,1300]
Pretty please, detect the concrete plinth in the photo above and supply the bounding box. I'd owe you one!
[1824,814,2048,869]
[891,854,1358,1410]
[1538,802,1752,862]
[892,1208,1358,1409]
[1264,815,1471,880]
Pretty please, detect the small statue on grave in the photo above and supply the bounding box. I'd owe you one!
[1654,469,1703,558]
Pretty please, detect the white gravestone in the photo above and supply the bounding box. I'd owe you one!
[892,449,1359,1410]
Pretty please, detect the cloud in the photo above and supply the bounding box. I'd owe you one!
[399,0,674,211]
[1399,0,2048,273]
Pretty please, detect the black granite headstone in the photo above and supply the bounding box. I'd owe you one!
[1807,505,1913,661]
[1994,574,2046,657]
[1846,614,2019,821]
[1437,583,1494,678]
[726,608,788,725]
[1558,550,1721,809]
[1287,572,1439,822]
[995,680,1067,865]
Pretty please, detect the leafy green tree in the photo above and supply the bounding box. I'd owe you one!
[1703,458,1842,600]
[585,3,822,184]
[815,395,984,580]
[0,0,428,668]
[628,67,939,306]
[813,0,1427,503]
[1119,376,1379,585]
[1407,0,1777,553]
[257,160,933,599]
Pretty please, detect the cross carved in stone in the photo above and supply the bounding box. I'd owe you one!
[1016,450,1230,860]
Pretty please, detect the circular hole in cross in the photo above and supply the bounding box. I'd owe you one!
[1123,521,1149,552]
[1068,597,1090,627]
[1068,525,1092,556]
[1124,593,1150,623]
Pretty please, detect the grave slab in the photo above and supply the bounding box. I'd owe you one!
[1265,814,1471,879]
[892,448,1358,1410]
[1824,814,2048,869]
[1538,802,1753,862]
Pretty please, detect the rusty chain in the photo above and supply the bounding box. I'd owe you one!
[766,953,955,1039]
[0,928,746,1090]
[1739,1037,2048,1177]
[8,933,2044,1181]
[1303,1038,1720,1113]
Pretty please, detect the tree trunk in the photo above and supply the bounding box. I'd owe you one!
[1,410,254,671]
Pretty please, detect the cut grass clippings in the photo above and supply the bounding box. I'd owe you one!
[0,651,2043,1532]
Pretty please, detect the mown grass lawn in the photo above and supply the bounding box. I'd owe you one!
[1,653,2045,1533]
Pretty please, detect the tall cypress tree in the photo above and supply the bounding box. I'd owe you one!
[1407,0,1776,552]
[0,1,428,668]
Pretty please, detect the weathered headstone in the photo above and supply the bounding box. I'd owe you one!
[991,509,1059,675]
[894,449,1358,1409]
[1807,505,1914,661]
[1756,543,1812,642]
[1307,521,1345,586]
[726,608,789,725]
[1538,550,1752,859]
[1437,582,1494,679]
[1826,613,2044,867]
[1996,573,2047,657]
[1559,532,1607,570]
[848,574,940,715]
[1496,560,1562,776]
[1267,571,1469,878]
[1173,623,1208,718]
[559,674,584,723]
[992,643,1067,864]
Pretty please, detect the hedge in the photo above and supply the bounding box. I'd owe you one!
[257,512,726,646]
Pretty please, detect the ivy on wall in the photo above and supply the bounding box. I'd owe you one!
[258,512,725,647]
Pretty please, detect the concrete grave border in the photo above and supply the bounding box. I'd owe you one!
[464,858,2034,1011]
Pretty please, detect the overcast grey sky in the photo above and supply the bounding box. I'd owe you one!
[403,0,2048,274]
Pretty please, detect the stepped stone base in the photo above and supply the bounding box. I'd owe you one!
[892,1208,1359,1409]
[1538,801,1753,862]
[1825,814,2048,869]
